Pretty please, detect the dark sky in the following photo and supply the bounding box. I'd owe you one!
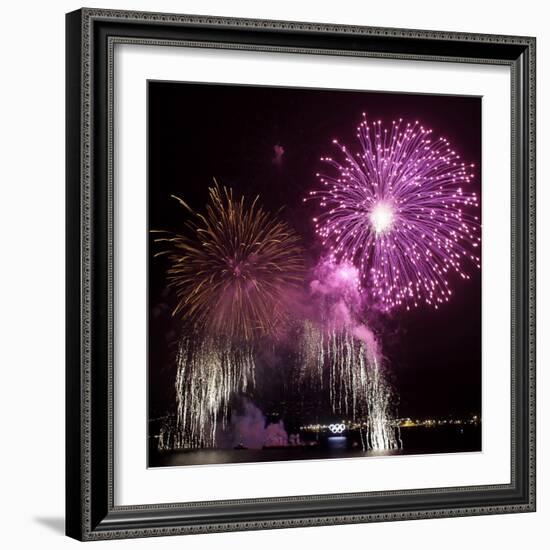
[148,81,482,421]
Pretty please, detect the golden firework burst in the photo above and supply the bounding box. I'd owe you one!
[154,182,305,341]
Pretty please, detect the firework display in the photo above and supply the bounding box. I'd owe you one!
[155,183,305,341]
[174,336,255,448]
[299,321,400,451]
[308,116,480,311]
[154,183,304,448]
[298,259,400,451]
[148,81,482,467]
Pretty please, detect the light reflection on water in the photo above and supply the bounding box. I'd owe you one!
[327,436,347,450]
[150,425,481,468]
[154,446,403,467]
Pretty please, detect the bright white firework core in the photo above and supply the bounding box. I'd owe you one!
[369,202,395,235]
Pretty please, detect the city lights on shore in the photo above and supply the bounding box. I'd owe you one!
[300,415,480,433]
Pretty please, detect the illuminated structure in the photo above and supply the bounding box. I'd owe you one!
[328,423,346,434]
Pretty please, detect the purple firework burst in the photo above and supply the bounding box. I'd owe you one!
[307,115,480,311]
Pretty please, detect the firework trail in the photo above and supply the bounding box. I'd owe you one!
[308,115,480,311]
[155,182,304,448]
[299,322,400,451]
[174,335,255,448]
[299,259,401,451]
[155,182,305,341]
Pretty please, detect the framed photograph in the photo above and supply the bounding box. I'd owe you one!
[66,8,536,541]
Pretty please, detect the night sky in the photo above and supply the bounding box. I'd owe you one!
[148,81,482,422]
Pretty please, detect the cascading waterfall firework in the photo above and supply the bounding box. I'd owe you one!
[155,182,304,449]
[298,320,325,393]
[299,321,400,451]
[299,260,400,451]
[174,336,255,448]
[308,115,480,311]
[363,355,400,451]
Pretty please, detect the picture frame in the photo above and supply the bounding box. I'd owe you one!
[65,7,536,541]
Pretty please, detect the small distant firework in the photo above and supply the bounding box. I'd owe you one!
[155,182,305,341]
[308,115,481,311]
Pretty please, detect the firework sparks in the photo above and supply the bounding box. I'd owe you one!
[299,321,400,451]
[298,260,401,451]
[155,182,305,341]
[174,335,255,448]
[155,182,304,448]
[307,115,480,311]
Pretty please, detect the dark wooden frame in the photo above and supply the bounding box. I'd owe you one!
[66,8,536,541]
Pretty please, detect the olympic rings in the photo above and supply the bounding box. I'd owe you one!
[328,423,346,434]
